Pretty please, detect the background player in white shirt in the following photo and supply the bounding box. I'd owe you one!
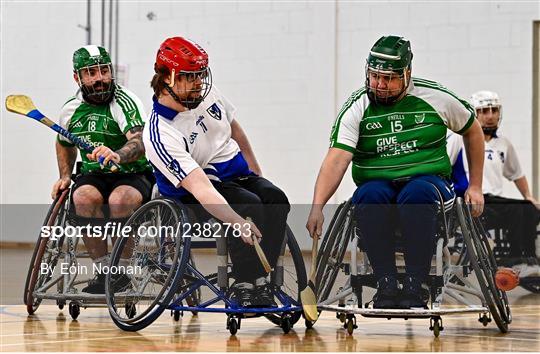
[446,131,469,198]
[471,91,539,269]
[143,37,290,307]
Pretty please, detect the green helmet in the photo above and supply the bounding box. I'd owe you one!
[365,35,413,105]
[73,45,112,71]
[72,45,116,105]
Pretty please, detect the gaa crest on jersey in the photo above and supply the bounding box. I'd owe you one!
[414,113,425,124]
[366,122,383,130]
[207,103,222,120]
[167,159,183,177]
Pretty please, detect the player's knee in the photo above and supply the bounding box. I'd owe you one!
[352,181,393,204]
[73,186,104,206]
[397,180,439,204]
[108,186,143,209]
[261,186,289,206]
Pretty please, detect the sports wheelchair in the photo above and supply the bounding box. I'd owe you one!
[104,192,307,334]
[313,197,511,337]
[23,185,119,320]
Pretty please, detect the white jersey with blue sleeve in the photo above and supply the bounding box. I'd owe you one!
[142,86,252,197]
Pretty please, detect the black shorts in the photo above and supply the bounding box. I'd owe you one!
[72,172,154,203]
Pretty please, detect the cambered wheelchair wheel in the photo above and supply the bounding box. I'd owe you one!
[456,198,511,333]
[106,198,191,331]
[265,225,307,326]
[315,200,353,303]
[24,189,69,315]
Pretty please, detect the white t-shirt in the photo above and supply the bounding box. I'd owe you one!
[143,86,251,197]
[483,135,523,196]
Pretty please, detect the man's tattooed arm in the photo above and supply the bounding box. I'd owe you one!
[116,127,145,163]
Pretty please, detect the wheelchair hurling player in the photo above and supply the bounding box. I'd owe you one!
[305,35,511,336]
[103,36,307,334]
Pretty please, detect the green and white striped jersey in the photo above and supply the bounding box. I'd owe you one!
[58,85,152,174]
[330,78,475,185]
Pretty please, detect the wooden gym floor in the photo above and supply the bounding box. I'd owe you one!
[1,248,539,352]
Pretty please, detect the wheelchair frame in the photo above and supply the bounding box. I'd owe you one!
[313,197,512,337]
[105,196,307,335]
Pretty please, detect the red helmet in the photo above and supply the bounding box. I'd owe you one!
[155,37,212,109]
[155,37,209,74]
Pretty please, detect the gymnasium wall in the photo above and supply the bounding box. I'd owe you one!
[1,1,538,246]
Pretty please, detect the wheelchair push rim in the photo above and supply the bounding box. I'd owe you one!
[24,188,69,315]
[316,200,353,303]
[105,198,191,331]
[456,198,511,333]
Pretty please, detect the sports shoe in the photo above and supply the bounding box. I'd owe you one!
[231,282,255,307]
[82,274,106,294]
[253,277,277,307]
[399,276,428,309]
[513,258,540,278]
[372,276,400,309]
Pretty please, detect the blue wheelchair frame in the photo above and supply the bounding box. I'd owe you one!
[106,197,306,334]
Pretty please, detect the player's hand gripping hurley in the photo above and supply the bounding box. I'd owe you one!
[246,217,272,273]
[5,95,120,172]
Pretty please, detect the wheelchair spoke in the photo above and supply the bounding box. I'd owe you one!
[106,198,190,330]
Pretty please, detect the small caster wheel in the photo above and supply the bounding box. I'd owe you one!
[228,318,238,335]
[338,312,346,323]
[281,316,292,334]
[305,319,314,329]
[346,318,354,335]
[68,302,80,320]
[345,314,357,335]
[125,303,136,319]
[57,300,65,310]
[173,310,181,321]
[433,321,441,337]
[478,313,491,327]
[430,317,444,337]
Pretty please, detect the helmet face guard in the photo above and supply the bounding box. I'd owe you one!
[166,67,212,110]
[76,63,116,105]
[470,91,502,136]
[365,64,409,106]
[365,36,413,106]
[73,45,116,105]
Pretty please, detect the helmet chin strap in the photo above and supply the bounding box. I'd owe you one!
[482,126,498,137]
[164,85,183,105]
[164,85,203,110]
